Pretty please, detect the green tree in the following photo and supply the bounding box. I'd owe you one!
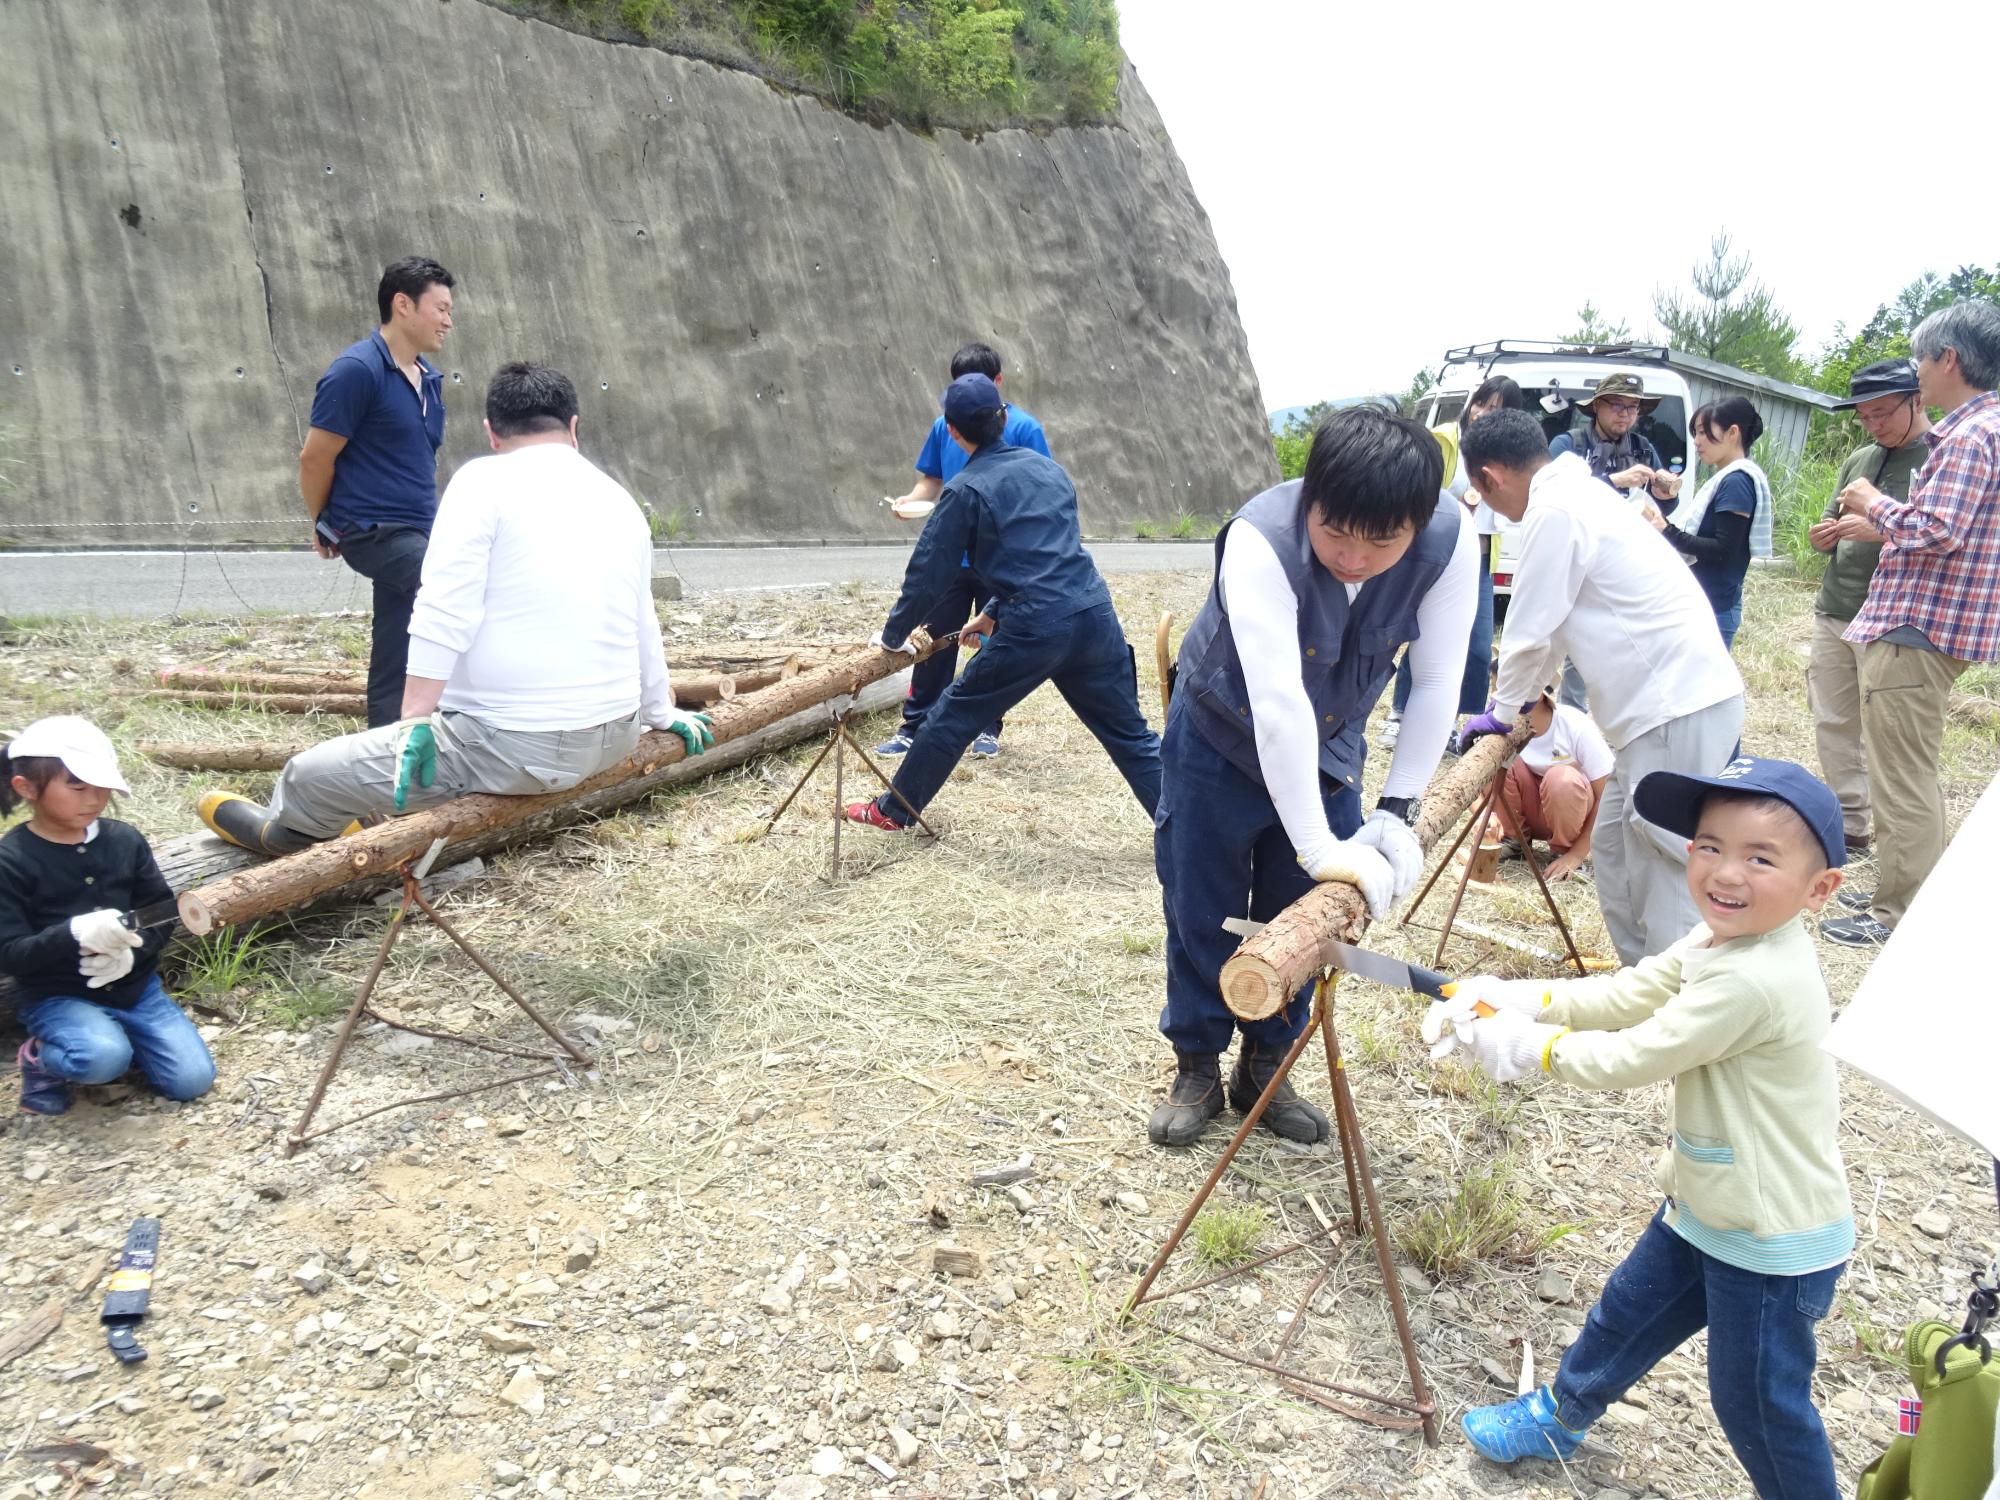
[1653,231,1800,378]
[1273,401,1332,481]
[1399,367,1437,418]
[1562,301,1631,345]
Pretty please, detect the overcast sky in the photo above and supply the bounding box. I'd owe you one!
[1118,0,2000,412]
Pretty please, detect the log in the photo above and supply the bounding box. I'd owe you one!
[669,672,737,706]
[158,670,362,695]
[728,658,801,694]
[139,741,313,772]
[0,1297,63,1371]
[123,689,366,717]
[1218,724,1534,1021]
[174,646,936,934]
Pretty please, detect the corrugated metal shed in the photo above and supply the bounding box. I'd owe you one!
[1666,351,1837,559]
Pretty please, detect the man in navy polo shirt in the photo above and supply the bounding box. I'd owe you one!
[301,256,456,726]
[879,342,1051,761]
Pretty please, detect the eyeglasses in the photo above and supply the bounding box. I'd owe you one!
[1598,399,1641,415]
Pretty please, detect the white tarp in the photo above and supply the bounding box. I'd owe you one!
[1825,772,2000,1158]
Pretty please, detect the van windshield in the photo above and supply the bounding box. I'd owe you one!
[1430,383,1688,472]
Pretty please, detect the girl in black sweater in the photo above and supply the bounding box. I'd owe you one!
[2,717,214,1116]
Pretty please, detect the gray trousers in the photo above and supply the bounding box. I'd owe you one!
[265,710,645,839]
[1592,694,1745,965]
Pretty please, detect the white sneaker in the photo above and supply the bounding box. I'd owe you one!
[1379,715,1402,748]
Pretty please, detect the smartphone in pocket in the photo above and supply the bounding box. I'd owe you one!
[314,517,342,555]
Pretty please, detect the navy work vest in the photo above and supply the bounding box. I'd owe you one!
[1176,480,1460,791]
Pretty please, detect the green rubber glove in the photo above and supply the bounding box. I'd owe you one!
[391,720,438,811]
[662,709,714,757]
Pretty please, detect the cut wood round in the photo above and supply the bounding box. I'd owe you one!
[174,641,944,935]
[1218,724,1532,1020]
[123,689,366,717]
[138,740,314,772]
[669,672,737,706]
[157,670,363,696]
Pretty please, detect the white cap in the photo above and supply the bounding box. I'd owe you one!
[6,716,131,794]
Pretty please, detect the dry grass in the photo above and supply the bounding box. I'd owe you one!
[1,566,1996,1496]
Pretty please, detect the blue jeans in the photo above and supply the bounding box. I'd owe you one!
[1715,603,1742,652]
[1550,1205,1843,1499]
[1155,695,1363,1055]
[1392,550,1493,716]
[882,600,1161,821]
[19,976,216,1101]
[900,568,1001,740]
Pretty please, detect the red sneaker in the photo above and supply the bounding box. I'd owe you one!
[844,799,912,832]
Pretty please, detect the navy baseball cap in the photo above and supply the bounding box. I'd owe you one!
[941,373,1003,428]
[1634,756,1845,868]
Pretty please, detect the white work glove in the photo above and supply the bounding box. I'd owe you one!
[1420,993,1478,1062]
[867,626,933,657]
[1421,976,1556,1063]
[1466,1009,1568,1083]
[80,945,137,990]
[1353,810,1423,900]
[1449,973,1553,1018]
[1298,838,1396,921]
[70,909,142,956]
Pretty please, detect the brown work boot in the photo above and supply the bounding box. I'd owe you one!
[1147,1051,1222,1147]
[1228,1039,1330,1144]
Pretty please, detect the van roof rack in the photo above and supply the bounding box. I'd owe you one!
[1443,340,1671,365]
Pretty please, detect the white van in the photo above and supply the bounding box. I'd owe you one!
[1416,341,1695,616]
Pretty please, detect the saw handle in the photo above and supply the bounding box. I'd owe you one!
[1436,981,1497,1019]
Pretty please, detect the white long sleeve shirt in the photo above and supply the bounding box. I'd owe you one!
[1218,501,1478,872]
[406,442,675,732]
[1491,454,1741,750]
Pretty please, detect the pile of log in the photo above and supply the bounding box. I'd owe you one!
[149,639,942,933]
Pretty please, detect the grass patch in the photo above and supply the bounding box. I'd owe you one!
[168,927,279,1002]
[1134,511,1220,541]
[1120,930,1159,956]
[1189,1202,1269,1269]
[1396,1166,1579,1277]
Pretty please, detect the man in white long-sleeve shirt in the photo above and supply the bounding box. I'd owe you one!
[1456,410,1744,964]
[198,363,713,855]
[1150,406,1477,1147]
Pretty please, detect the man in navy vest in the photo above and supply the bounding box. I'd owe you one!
[1151,407,1476,1147]
[846,374,1161,832]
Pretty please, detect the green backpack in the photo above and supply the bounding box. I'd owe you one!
[1856,1321,2000,1500]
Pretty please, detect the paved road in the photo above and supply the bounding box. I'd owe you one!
[0,541,1213,618]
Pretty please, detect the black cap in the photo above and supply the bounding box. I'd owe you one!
[941,373,1003,429]
[1634,756,1845,869]
[1829,358,1920,410]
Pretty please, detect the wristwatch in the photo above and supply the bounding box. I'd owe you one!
[1376,795,1416,825]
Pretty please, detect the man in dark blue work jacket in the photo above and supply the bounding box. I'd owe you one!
[299,257,456,726]
[847,374,1161,831]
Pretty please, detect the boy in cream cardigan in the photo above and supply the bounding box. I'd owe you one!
[1430,757,1853,1497]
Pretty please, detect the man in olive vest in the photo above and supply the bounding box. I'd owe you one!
[1150,406,1477,1148]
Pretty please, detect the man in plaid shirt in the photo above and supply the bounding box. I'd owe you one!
[1825,301,2000,946]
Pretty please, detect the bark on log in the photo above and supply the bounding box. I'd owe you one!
[669,672,737,706]
[175,647,934,934]
[728,659,800,694]
[123,689,366,717]
[158,670,362,695]
[1218,724,1534,1021]
[139,741,313,772]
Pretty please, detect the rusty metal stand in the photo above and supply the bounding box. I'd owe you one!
[1123,975,1440,1446]
[763,704,937,878]
[1399,766,1588,976]
[284,854,593,1156]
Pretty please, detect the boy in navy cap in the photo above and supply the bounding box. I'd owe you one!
[849,374,1161,831]
[1430,758,1853,1497]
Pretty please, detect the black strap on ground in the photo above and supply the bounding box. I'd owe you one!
[101,1217,161,1364]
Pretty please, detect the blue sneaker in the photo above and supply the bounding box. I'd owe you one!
[17,1039,70,1116]
[971,732,1000,758]
[1461,1386,1585,1464]
[874,730,915,756]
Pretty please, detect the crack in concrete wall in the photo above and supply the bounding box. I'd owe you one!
[0,0,1276,547]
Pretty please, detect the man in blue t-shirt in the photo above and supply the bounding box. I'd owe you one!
[879,342,1050,759]
[300,257,456,727]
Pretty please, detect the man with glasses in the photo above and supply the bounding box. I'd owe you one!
[1551,373,1685,510]
[1804,361,1931,865]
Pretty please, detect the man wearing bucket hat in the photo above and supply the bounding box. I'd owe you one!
[1551,373,1686,510]
[1803,359,1931,868]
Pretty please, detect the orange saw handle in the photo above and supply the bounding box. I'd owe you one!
[1436,981,1497,1018]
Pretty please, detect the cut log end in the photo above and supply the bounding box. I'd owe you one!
[1221,955,1286,1022]
[177,892,218,937]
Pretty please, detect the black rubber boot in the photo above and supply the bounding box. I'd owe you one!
[1147,1051,1223,1147]
[1229,1038,1331,1144]
[198,793,316,858]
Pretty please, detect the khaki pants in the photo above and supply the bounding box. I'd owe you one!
[266,710,645,839]
[1499,760,1593,850]
[1859,640,1971,926]
[1806,613,1871,841]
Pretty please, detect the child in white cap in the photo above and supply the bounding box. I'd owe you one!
[1,717,214,1115]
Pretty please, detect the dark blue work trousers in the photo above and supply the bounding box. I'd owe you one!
[337,522,430,728]
[879,601,1160,821]
[901,568,1002,740]
[1155,695,1362,1055]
